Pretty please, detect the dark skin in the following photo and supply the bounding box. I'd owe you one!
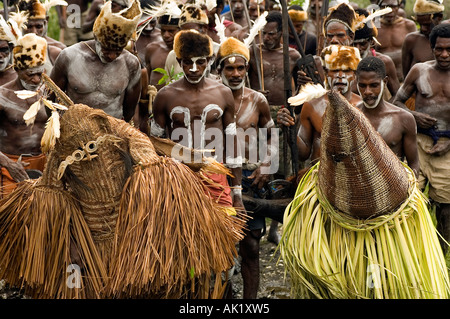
[135,19,162,67]
[353,38,400,100]
[206,3,242,43]
[219,56,275,299]
[0,40,17,86]
[376,0,417,82]
[356,71,419,177]
[221,0,248,29]
[393,36,450,254]
[152,56,243,209]
[145,24,179,89]
[50,39,142,127]
[402,14,435,79]
[0,68,46,179]
[248,21,300,104]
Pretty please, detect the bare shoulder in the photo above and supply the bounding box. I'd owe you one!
[387,101,416,123]
[122,50,140,69]
[404,18,417,30]
[289,47,301,59]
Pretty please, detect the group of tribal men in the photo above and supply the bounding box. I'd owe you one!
[0,0,449,300]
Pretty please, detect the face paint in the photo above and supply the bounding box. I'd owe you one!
[221,69,245,90]
[358,80,385,109]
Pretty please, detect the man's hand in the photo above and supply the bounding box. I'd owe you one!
[0,155,29,182]
[427,139,450,157]
[232,194,244,211]
[248,166,270,190]
[297,70,314,88]
[277,107,295,127]
[411,111,438,129]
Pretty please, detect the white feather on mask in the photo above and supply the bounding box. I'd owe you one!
[288,83,327,106]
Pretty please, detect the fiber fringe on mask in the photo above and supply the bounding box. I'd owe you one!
[279,162,450,299]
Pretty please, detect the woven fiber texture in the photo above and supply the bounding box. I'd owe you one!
[318,90,409,219]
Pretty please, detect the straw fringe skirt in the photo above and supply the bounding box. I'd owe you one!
[279,163,450,299]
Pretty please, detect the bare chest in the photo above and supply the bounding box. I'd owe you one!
[67,58,130,96]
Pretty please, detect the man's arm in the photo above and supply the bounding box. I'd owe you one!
[123,57,142,123]
[248,93,277,189]
[401,112,420,177]
[81,0,101,33]
[401,34,415,80]
[379,54,400,99]
[0,152,28,182]
[297,101,315,161]
[150,88,168,138]
[222,88,243,209]
[393,65,438,129]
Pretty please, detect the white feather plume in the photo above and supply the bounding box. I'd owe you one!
[9,11,28,31]
[42,0,68,12]
[143,0,181,19]
[356,7,392,29]
[243,11,268,48]
[23,100,42,126]
[288,83,327,106]
[215,14,227,44]
[41,110,60,154]
[0,16,19,46]
[205,0,217,11]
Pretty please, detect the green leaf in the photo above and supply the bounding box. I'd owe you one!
[190,266,195,279]
[153,68,168,75]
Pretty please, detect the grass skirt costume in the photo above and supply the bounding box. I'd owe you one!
[0,93,246,298]
[279,90,450,299]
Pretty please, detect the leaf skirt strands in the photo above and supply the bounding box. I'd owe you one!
[279,162,450,299]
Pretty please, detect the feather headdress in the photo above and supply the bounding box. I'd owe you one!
[0,15,22,45]
[243,11,268,48]
[42,0,68,12]
[143,0,181,20]
[354,7,392,30]
[288,83,327,106]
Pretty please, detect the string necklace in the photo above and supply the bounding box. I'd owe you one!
[234,86,245,119]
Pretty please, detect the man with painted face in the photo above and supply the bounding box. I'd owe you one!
[393,23,450,255]
[402,0,444,79]
[0,33,48,198]
[355,56,419,176]
[50,0,144,130]
[278,45,362,163]
[217,36,277,299]
[296,2,357,89]
[0,25,17,85]
[352,8,399,100]
[375,0,416,82]
[152,29,244,215]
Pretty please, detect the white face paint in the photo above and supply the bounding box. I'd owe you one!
[358,80,385,109]
[327,75,351,94]
[221,70,245,90]
[95,40,109,64]
[0,52,11,71]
